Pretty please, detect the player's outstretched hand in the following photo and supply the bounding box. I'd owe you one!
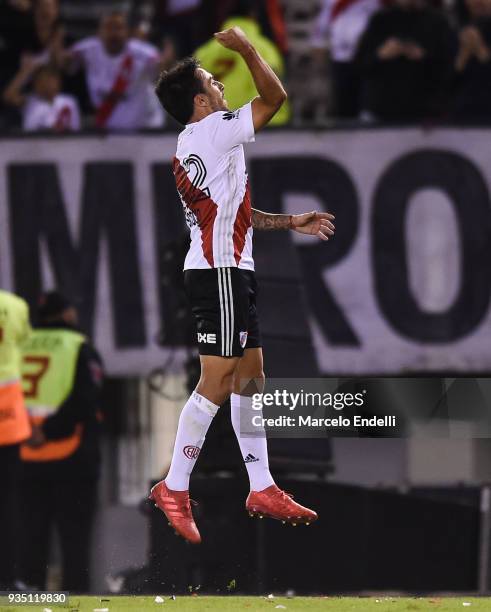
[214,27,252,54]
[292,211,335,241]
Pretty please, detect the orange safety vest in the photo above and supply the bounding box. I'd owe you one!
[0,380,31,446]
[20,418,83,462]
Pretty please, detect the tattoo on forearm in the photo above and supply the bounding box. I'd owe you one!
[252,209,292,231]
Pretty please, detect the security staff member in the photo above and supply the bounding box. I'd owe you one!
[18,292,103,592]
[0,290,31,590]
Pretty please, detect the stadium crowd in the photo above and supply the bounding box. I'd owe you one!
[0,0,490,131]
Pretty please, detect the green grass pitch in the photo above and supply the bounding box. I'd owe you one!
[3,596,491,612]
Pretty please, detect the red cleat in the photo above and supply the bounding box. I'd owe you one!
[149,480,201,544]
[246,484,318,526]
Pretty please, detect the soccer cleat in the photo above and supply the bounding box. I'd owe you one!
[246,484,318,525]
[149,480,201,544]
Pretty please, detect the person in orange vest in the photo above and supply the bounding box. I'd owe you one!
[18,292,104,592]
[0,290,31,590]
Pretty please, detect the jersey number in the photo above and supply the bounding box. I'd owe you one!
[183,154,210,196]
[22,356,51,398]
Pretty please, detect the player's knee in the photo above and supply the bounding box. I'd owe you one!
[234,370,265,395]
[220,371,235,398]
[254,370,266,393]
[198,369,235,405]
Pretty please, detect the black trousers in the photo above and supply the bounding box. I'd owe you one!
[331,61,361,118]
[0,444,21,589]
[18,476,97,592]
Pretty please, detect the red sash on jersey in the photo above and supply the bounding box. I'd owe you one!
[54,106,72,132]
[95,54,134,128]
[330,0,366,22]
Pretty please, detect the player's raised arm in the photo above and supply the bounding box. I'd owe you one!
[214,26,287,132]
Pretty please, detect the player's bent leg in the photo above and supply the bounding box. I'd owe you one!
[232,348,318,526]
[233,346,265,396]
[231,348,273,489]
[196,354,241,406]
[150,355,240,544]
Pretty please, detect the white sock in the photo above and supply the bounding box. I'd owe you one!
[165,390,219,491]
[230,392,275,492]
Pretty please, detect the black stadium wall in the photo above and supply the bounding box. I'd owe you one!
[1,128,491,376]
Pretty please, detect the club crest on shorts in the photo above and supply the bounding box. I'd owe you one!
[183,445,200,460]
[239,331,248,348]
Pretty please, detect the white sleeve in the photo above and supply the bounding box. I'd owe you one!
[208,102,256,153]
[23,97,43,131]
[311,0,333,49]
[131,40,160,77]
[70,37,96,67]
[69,98,81,131]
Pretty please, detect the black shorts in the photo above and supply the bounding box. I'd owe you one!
[184,267,261,357]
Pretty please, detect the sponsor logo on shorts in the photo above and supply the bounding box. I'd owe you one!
[198,332,217,344]
[183,445,201,460]
[239,331,248,348]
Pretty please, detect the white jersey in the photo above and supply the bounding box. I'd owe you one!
[23,94,81,132]
[72,37,162,130]
[174,102,256,271]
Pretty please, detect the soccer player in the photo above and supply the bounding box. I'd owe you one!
[151,26,335,544]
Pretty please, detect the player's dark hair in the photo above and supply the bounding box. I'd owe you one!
[232,0,258,17]
[100,10,128,24]
[33,63,61,82]
[155,57,204,126]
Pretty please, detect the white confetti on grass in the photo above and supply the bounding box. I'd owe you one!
[154,596,164,603]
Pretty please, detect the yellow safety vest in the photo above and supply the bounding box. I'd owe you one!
[195,16,291,126]
[0,290,31,445]
[20,328,85,461]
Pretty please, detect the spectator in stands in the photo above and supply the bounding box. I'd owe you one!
[3,59,81,131]
[61,11,165,130]
[213,0,288,53]
[22,0,64,64]
[0,0,64,127]
[195,0,290,126]
[355,0,456,121]
[58,0,134,43]
[311,0,381,118]
[151,0,205,57]
[453,0,491,119]
[0,1,33,88]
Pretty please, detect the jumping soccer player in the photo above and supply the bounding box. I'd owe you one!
[151,26,335,544]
